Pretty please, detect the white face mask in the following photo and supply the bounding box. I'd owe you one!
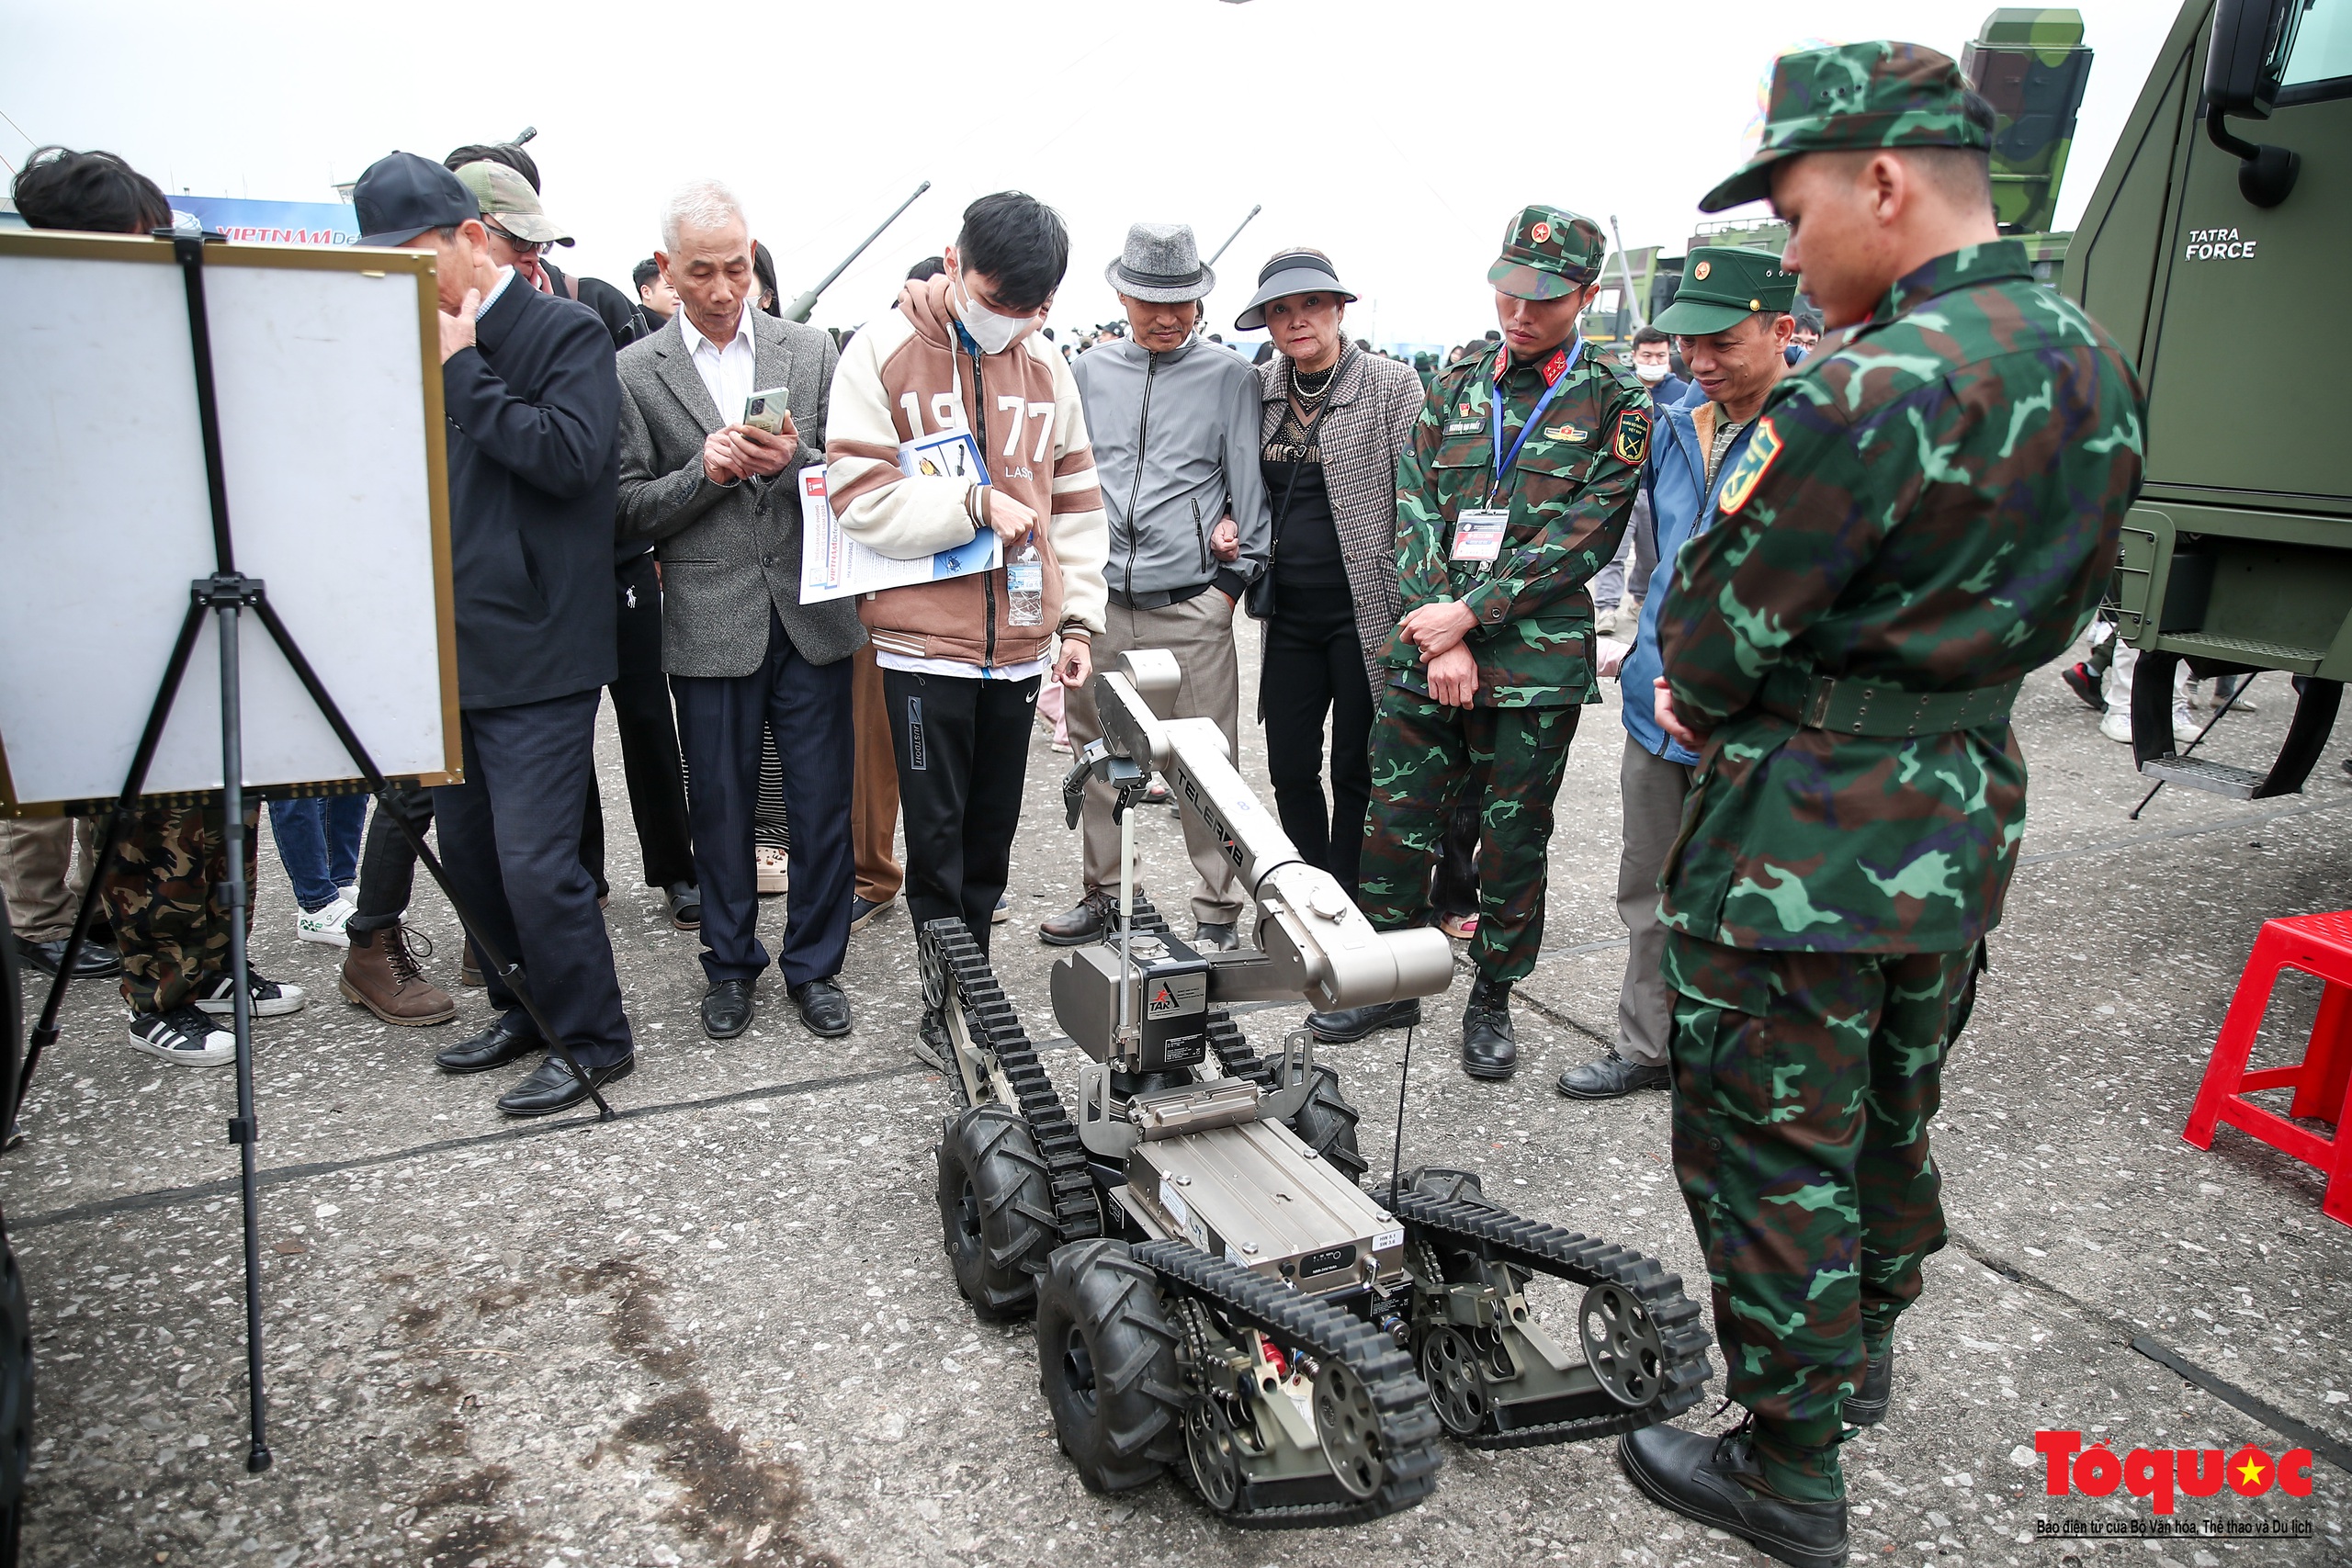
[1634,359,1670,383]
[954,272,1030,355]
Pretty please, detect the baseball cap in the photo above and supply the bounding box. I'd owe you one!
[1487,206,1607,301]
[453,160,573,247]
[354,152,480,248]
[1701,41,1994,213]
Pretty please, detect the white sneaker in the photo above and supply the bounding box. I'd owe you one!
[297,899,354,948]
[754,845,789,897]
[2099,707,2133,743]
[191,969,306,1017]
[2172,703,2204,744]
[127,1006,235,1066]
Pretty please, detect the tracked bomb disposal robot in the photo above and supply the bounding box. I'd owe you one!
[922,650,1711,1526]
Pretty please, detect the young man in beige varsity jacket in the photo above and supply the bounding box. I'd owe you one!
[824,192,1107,1063]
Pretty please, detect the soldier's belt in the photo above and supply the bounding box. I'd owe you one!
[1758,668,2022,737]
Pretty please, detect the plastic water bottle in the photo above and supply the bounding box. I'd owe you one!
[1007,532,1044,626]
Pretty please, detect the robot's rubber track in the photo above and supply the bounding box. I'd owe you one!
[1391,1190,1713,1448]
[1125,897,1272,1089]
[1135,1239,1442,1529]
[928,919,1100,1245]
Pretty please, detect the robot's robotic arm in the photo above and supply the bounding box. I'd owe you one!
[1062,649,1454,1015]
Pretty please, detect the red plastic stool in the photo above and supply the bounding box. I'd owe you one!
[2185,909,2352,1227]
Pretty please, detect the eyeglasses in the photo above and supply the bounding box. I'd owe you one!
[486,223,548,256]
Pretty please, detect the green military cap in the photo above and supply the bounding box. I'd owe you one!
[1487,205,1608,300]
[1652,246,1800,335]
[1699,41,1993,213]
[453,159,573,246]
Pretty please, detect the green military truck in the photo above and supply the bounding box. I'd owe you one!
[2067,0,2352,793]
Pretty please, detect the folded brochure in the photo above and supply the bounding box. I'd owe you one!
[799,431,1001,605]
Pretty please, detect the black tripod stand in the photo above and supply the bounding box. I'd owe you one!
[13,230,613,1474]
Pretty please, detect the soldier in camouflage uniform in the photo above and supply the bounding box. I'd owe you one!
[1615,44,2146,1568]
[1306,206,1648,1083]
[102,804,305,1066]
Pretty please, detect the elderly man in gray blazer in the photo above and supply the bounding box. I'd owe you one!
[617,179,865,1043]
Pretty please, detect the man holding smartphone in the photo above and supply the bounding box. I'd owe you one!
[616,179,864,1044]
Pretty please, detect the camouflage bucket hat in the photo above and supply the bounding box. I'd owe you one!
[1700,41,1992,213]
[1487,205,1607,300]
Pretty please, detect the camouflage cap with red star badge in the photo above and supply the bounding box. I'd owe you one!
[1487,205,1608,300]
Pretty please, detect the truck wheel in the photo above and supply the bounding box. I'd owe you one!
[1035,1239,1183,1492]
[936,1104,1057,1319]
[1287,1065,1368,1184]
[0,1216,28,1567]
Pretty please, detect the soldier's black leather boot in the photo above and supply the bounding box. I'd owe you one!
[1305,997,1420,1043]
[1619,1422,1849,1568]
[1460,976,1517,1080]
[1842,1337,1893,1426]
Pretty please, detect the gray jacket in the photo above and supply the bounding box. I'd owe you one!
[616,310,865,677]
[1071,337,1269,605]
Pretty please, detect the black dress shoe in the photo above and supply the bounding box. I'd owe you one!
[1556,1049,1671,1100]
[789,977,853,1037]
[666,882,702,931]
[14,934,123,979]
[1842,1339,1892,1427]
[1305,997,1421,1043]
[1038,889,1122,947]
[1618,1423,1849,1568]
[1461,977,1517,1081]
[435,1010,543,1075]
[496,1053,635,1118]
[701,978,755,1040]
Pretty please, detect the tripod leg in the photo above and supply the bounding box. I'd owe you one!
[212,602,273,1474]
[17,599,211,1133]
[246,600,614,1119]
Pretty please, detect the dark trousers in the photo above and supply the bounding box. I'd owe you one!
[347,787,434,935]
[580,552,695,894]
[1261,598,1375,895]
[431,693,633,1067]
[672,611,854,988]
[884,668,1039,961]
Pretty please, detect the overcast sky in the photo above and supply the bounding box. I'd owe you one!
[2,0,2177,346]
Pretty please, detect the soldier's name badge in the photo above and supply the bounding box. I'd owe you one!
[1450,509,1509,562]
[1444,418,1483,435]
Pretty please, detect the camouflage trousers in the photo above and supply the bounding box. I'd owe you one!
[1356,692,1577,984]
[97,805,259,1016]
[1664,931,1981,1501]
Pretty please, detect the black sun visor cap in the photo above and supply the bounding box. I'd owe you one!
[354,152,481,248]
[1234,250,1359,332]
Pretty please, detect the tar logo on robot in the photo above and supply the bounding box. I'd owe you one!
[2032,1429,2315,1516]
[1148,982,1179,1017]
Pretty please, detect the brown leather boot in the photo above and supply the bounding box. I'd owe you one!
[339,925,458,1026]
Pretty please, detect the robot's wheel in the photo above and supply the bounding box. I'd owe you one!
[1035,1239,1184,1493]
[1183,1397,1246,1512]
[1579,1280,1669,1408]
[1419,1324,1491,1438]
[936,1104,1057,1320]
[1311,1358,1385,1500]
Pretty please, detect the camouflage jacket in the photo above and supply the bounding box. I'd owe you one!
[1384,340,1647,707]
[1656,241,2145,953]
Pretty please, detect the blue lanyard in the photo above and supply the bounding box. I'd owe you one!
[1487,336,1583,505]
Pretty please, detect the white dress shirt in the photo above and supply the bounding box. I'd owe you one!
[679,301,758,425]
[474,265,517,320]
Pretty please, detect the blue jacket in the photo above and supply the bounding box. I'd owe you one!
[1620,397,1761,764]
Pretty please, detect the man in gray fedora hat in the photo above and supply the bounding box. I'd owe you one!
[1040,221,1270,951]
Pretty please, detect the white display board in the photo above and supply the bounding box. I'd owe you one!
[0,231,458,810]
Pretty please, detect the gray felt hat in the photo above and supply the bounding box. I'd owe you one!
[1104,222,1215,303]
